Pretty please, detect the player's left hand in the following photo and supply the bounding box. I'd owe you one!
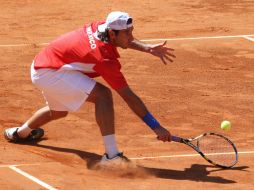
[148,41,175,65]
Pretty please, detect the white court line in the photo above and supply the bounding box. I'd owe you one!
[140,34,254,42]
[0,163,39,168]
[0,34,254,47]
[9,166,57,190]
[129,150,254,160]
[243,36,254,42]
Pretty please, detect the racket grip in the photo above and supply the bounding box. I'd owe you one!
[171,136,181,142]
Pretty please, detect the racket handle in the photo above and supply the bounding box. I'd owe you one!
[171,135,182,142]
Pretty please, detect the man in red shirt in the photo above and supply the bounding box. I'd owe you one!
[4,11,175,163]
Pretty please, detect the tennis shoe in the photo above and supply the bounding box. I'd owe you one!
[4,127,44,143]
[100,152,130,167]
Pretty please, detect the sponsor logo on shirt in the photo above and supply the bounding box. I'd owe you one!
[86,26,97,50]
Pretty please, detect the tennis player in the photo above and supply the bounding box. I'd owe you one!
[4,11,175,163]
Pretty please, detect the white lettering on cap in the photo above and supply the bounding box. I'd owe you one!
[86,26,97,49]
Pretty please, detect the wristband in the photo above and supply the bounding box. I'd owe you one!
[143,112,160,130]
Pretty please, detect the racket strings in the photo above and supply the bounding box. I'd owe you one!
[197,135,237,167]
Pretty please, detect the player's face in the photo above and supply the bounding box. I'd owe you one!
[110,26,134,49]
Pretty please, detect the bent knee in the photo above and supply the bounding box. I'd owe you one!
[97,86,113,102]
[87,83,113,103]
[100,86,112,97]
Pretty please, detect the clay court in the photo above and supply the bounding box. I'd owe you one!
[1,0,254,189]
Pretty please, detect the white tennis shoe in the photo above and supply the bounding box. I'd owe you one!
[4,127,44,143]
[100,152,130,166]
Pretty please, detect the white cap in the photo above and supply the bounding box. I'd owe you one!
[98,11,133,32]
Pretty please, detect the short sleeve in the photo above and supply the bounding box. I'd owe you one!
[93,59,128,90]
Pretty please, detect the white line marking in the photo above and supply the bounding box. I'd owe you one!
[0,163,40,168]
[129,151,254,160]
[9,166,57,190]
[0,34,254,48]
[140,34,254,42]
[243,36,254,42]
[205,152,236,156]
[238,151,254,154]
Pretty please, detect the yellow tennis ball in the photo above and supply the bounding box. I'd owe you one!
[221,120,231,131]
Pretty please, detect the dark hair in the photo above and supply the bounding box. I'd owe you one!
[97,29,120,42]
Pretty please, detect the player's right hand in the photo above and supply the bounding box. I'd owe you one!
[153,126,171,142]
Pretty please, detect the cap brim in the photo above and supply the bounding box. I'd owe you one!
[98,23,107,32]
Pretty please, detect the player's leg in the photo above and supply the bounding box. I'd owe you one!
[87,83,114,136]
[25,106,68,130]
[4,106,68,141]
[87,83,122,160]
[18,106,68,136]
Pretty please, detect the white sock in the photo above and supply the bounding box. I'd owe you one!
[102,134,119,159]
[17,122,33,138]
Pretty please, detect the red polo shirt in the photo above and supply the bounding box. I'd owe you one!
[34,21,128,90]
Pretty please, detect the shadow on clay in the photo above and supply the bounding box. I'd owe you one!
[19,141,248,183]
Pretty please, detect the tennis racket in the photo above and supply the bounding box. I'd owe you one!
[171,132,238,168]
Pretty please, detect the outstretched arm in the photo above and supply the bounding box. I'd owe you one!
[116,86,171,142]
[128,39,176,64]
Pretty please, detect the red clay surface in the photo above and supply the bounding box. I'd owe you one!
[1,0,254,189]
